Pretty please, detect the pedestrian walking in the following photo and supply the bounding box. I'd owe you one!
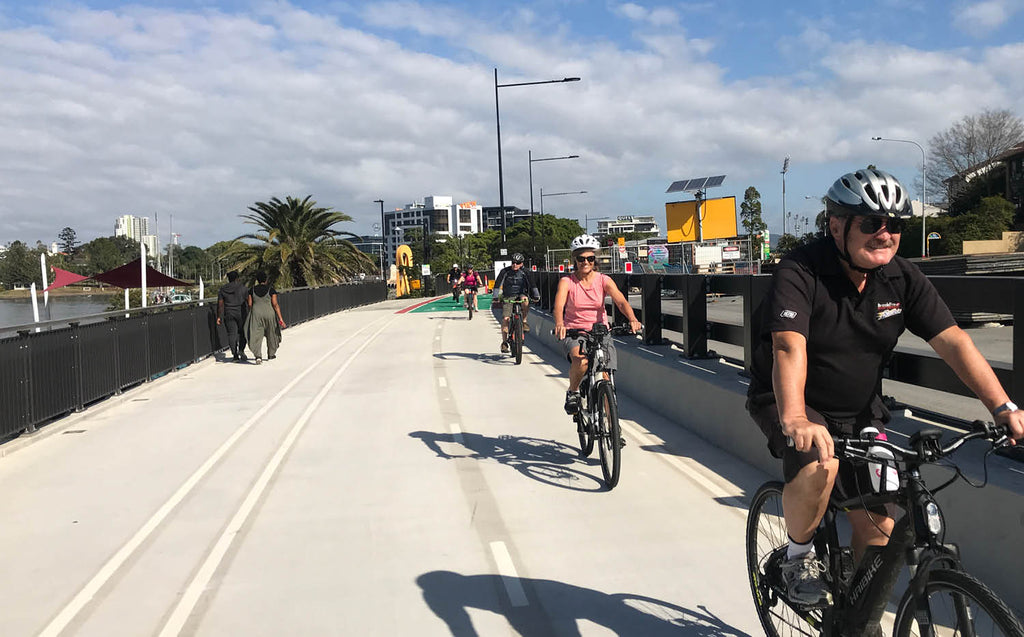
[217,270,249,361]
[245,271,286,365]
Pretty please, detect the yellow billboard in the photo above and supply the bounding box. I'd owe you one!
[666,196,737,242]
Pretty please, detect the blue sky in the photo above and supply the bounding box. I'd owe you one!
[1,0,1023,247]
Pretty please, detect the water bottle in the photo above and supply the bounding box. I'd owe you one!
[860,427,899,492]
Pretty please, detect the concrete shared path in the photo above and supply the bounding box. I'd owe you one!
[1,298,769,636]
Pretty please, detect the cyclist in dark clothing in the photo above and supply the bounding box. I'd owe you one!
[217,271,248,361]
[492,253,540,353]
[447,264,462,303]
[748,168,1024,610]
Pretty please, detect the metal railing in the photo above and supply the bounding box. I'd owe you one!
[0,282,386,439]
[535,271,1023,402]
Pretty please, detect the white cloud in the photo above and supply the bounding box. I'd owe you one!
[953,0,1024,36]
[0,1,1021,248]
[612,3,679,27]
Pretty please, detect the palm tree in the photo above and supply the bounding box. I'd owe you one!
[227,196,376,288]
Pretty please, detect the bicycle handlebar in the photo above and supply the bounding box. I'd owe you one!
[556,324,638,339]
[833,420,1011,464]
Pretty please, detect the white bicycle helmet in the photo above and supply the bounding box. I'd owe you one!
[570,234,601,252]
[825,168,911,219]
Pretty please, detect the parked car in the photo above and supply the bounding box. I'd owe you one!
[169,293,193,303]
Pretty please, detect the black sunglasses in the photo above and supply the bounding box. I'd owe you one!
[575,255,596,263]
[858,216,904,235]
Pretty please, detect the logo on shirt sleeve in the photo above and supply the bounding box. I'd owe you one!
[780,310,798,319]
[876,301,902,320]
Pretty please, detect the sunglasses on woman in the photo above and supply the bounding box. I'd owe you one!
[858,216,904,235]
[575,255,596,263]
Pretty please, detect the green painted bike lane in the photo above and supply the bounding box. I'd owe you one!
[408,294,496,313]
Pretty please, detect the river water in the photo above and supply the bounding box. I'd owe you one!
[0,295,113,333]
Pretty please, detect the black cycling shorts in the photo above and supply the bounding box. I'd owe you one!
[747,396,889,514]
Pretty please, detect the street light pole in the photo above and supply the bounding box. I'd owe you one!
[871,136,927,257]
[781,156,790,236]
[374,199,385,270]
[529,151,579,260]
[494,69,580,248]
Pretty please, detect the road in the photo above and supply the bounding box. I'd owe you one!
[0,298,765,636]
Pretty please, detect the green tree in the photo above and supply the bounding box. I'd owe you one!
[506,214,583,265]
[927,196,1014,255]
[740,186,768,260]
[80,236,140,275]
[228,195,375,288]
[0,241,41,288]
[57,227,78,255]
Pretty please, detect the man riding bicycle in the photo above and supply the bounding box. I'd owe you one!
[492,253,540,353]
[447,263,462,303]
[747,168,1024,611]
[458,265,482,311]
[553,234,642,415]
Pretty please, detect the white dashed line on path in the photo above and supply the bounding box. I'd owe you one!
[489,541,529,607]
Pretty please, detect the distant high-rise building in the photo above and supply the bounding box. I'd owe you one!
[114,214,150,241]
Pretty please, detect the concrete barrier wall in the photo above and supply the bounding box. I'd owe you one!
[527,307,1024,612]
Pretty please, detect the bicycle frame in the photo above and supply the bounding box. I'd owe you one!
[787,448,966,635]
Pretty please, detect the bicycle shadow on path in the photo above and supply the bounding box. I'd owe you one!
[417,570,754,637]
[409,431,606,492]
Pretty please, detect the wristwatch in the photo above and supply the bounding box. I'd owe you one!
[992,401,1018,416]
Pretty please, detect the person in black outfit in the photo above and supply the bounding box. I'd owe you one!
[217,270,248,361]
[747,168,1024,611]
[492,253,540,353]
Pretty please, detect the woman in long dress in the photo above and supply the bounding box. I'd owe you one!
[245,270,286,364]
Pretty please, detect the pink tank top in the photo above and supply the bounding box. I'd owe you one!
[564,273,609,330]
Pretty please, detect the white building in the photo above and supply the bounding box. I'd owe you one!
[596,215,660,237]
[114,214,151,241]
[383,196,484,266]
[141,235,160,258]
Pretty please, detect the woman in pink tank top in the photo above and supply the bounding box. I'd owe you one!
[553,235,643,416]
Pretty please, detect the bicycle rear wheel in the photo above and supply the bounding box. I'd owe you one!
[894,568,1024,636]
[513,313,524,365]
[746,481,826,636]
[594,381,621,488]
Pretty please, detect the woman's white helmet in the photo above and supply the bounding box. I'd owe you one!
[570,234,601,252]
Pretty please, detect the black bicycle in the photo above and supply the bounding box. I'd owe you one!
[464,285,477,320]
[563,323,633,489]
[504,297,528,365]
[746,421,1024,636]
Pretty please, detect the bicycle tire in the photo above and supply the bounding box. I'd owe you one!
[894,568,1024,636]
[513,313,524,365]
[467,299,474,320]
[594,381,621,488]
[746,481,826,637]
[576,411,594,457]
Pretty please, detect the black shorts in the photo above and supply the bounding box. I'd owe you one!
[747,394,890,512]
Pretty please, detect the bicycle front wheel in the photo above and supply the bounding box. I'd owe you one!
[513,313,524,365]
[746,481,826,636]
[594,381,621,488]
[894,568,1024,636]
[576,410,594,457]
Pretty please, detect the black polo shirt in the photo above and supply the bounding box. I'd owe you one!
[749,238,955,421]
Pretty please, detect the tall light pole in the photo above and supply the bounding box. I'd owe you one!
[872,136,927,257]
[374,199,385,269]
[495,69,580,248]
[529,151,579,260]
[781,156,790,236]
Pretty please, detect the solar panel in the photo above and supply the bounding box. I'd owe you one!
[705,175,726,188]
[666,174,728,194]
[685,177,709,191]
[666,180,689,193]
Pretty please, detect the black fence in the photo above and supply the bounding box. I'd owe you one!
[535,272,1024,403]
[0,282,386,439]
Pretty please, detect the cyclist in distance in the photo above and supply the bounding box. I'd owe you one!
[459,265,482,312]
[447,263,462,303]
[747,168,1024,610]
[492,253,541,353]
[553,234,642,415]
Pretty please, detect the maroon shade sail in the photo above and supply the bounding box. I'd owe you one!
[43,259,189,292]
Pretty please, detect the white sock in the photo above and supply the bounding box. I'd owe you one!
[787,536,815,560]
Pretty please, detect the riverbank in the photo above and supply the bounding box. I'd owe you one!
[0,286,115,299]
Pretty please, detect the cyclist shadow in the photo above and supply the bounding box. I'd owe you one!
[417,570,754,636]
[409,430,605,492]
[434,352,515,365]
